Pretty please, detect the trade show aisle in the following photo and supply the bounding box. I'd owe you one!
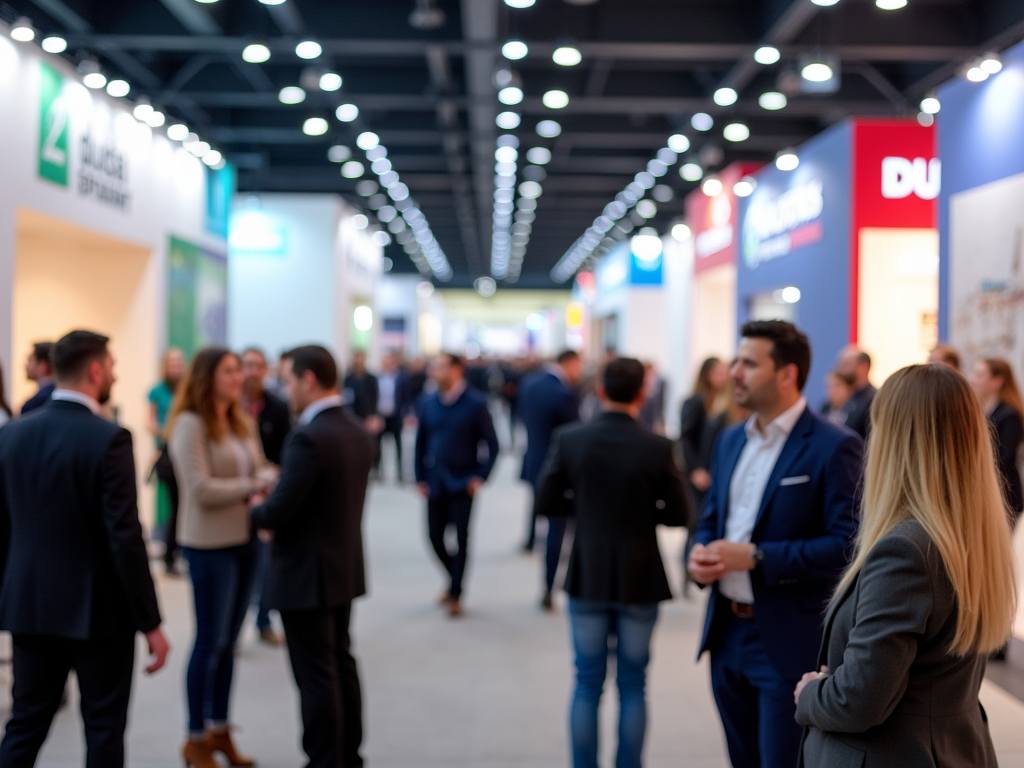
[7,456,1024,767]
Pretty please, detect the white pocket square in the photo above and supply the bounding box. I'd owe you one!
[779,475,811,486]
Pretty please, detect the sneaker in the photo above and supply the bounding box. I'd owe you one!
[259,628,285,646]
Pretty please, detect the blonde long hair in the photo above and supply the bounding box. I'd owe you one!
[835,364,1016,655]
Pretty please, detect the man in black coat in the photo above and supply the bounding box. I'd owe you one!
[835,345,876,439]
[0,330,169,768]
[251,345,374,768]
[535,357,689,767]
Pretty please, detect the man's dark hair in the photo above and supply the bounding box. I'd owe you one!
[556,350,580,365]
[740,320,812,391]
[602,357,645,403]
[284,345,338,390]
[241,347,266,362]
[53,331,109,382]
[857,350,872,369]
[32,342,54,370]
[441,352,465,369]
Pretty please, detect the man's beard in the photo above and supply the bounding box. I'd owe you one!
[97,383,113,405]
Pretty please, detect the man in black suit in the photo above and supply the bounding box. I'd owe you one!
[0,330,169,768]
[251,345,374,768]
[19,341,55,415]
[835,345,876,439]
[535,357,690,767]
[343,350,379,425]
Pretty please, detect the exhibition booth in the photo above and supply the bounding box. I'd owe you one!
[737,118,938,406]
[0,30,229,526]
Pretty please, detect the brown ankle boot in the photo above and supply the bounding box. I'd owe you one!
[208,728,256,766]
[182,737,220,768]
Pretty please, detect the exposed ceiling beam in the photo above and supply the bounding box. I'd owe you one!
[850,63,911,113]
[719,0,819,93]
[154,0,220,35]
[266,3,305,36]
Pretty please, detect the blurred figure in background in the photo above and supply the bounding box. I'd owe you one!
[820,369,855,427]
[518,350,583,610]
[834,345,875,439]
[415,354,499,617]
[0,361,12,429]
[969,358,1024,526]
[376,353,409,482]
[240,347,293,646]
[344,350,380,429]
[928,344,962,371]
[637,362,666,434]
[20,341,55,415]
[149,347,186,576]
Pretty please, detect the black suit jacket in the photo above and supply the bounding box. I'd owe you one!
[0,400,161,639]
[989,401,1024,521]
[251,405,374,612]
[343,372,379,420]
[536,411,690,604]
[843,383,876,440]
[256,389,292,465]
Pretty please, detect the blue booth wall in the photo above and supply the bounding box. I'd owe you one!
[736,122,852,408]
[937,39,1024,340]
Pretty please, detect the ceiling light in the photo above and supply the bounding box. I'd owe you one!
[723,123,750,142]
[320,72,342,91]
[279,86,306,104]
[519,180,542,198]
[146,110,166,128]
[134,103,153,121]
[498,86,523,105]
[875,0,906,8]
[920,96,940,114]
[295,40,322,59]
[496,111,521,129]
[917,112,934,127]
[353,305,374,331]
[552,46,582,66]
[733,177,756,197]
[41,35,67,53]
[372,158,393,175]
[336,103,359,122]
[542,90,569,109]
[202,150,223,167]
[801,62,833,82]
[667,134,690,153]
[167,123,189,141]
[475,276,498,296]
[713,87,738,106]
[680,163,703,181]
[341,161,365,178]
[389,182,410,201]
[502,40,528,60]
[671,223,691,241]
[536,120,561,138]
[652,184,674,202]
[777,286,802,303]
[106,80,130,98]
[776,150,799,171]
[691,113,713,131]
[495,145,518,162]
[631,230,663,262]
[327,145,351,163]
[189,141,210,158]
[811,0,840,5]
[526,146,551,165]
[754,46,780,65]
[980,55,1002,74]
[242,43,271,63]
[83,72,107,89]
[182,132,199,147]
[635,199,657,218]
[303,117,329,136]
[352,213,369,230]
[378,170,399,187]
[10,17,35,42]
[966,67,989,82]
[356,131,379,149]
[759,91,787,110]
[702,177,723,196]
[259,0,287,4]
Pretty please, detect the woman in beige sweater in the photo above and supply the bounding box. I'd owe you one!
[168,348,274,768]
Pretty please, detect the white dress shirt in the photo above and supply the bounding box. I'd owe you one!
[719,397,807,604]
[51,388,101,415]
[378,373,398,416]
[299,394,344,426]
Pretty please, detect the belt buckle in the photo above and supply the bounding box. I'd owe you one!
[730,601,754,619]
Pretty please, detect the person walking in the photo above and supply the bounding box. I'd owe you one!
[168,348,274,768]
[536,357,690,768]
[834,345,875,439]
[19,341,55,415]
[688,320,862,768]
[820,369,855,427]
[344,350,379,426]
[794,364,1016,768]
[928,343,962,370]
[149,347,186,575]
[415,353,499,617]
[250,345,374,768]
[970,357,1024,525]
[0,330,169,768]
[375,353,409,481]
[240,347,293,646]
[518,350,583,608]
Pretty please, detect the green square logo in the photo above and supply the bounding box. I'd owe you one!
[38,62,69,187]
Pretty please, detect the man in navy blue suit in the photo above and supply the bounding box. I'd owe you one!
[518,350,583,609]
[415,353,500,617]
[688,320,862,768]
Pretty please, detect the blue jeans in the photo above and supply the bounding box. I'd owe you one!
[250,540,273,632]
[182,542,258,736]
[568,599,659,768]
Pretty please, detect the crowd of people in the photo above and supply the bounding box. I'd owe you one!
[0,323,1018,768]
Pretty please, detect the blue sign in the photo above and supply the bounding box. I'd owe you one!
[206,163,236,239]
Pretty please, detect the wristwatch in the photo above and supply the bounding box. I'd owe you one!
[751,547,765,568]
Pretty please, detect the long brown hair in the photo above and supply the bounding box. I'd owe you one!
[835,364,1016,655]
[982,358,1024,416]
[693,357,723,412]
[167,348,251,441]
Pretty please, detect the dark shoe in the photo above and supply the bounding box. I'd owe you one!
[541,593,554,612]
[259,628,284,646]
[520,543,534,554]
[438,591,453,606]
[165,561,182,577]
[208,728,255,766]
[447,599,463,617]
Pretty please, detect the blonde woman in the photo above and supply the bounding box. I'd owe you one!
[795,364,1016,767]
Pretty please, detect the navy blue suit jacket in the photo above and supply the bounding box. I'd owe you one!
[519,370,579,487]
[695,406,862,680]
[415,386,499,498]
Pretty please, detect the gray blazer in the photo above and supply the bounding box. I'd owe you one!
[796,519,997,768]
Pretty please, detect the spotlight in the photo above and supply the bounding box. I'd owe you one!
[667,134,690,153]
[542,90,569,109]
[759,91,787,110]
[966,67,988,83]
[336,103,359,122]
[680,163,703,182]
[754,46,780,65]
[498,87,523,105]
[303,117,329,136]
[917,113,934,127]
[10,17,34,42]
[980,54,1002,74]
[242,43,271,64]
[504,0,536,6]
[202,150,223,167]
[279,86,306,104]
[496,111,521,129]
[801,62,833,82]
[106,80,130,98]
[713,88,738,106]
[320,72,343,91]
[518,181,543,198]
[356,132,380,150]
[702,177,723,196]
[295,40,322,59]
[671,223,691,241]
[875,0,907,8]
[691,113,714,131]
[775,150,799,171]
[502,40,528,60]
[536,120,561,138]
[83,72,107,89]
[920,96,940,114]
[146,110,166,128]
[41,35,67,53]
[733,177,756,197]
[341,161,365,178]
[495,145,518,163]
[553,46,582,66]
[527,147,551,164]
[475,277,497,296]
[811,0,840,5]
[723,123,750,142]
[134,102,154,121]
[167,123,189,141]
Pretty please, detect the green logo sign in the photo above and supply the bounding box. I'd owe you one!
[38,62,69,187]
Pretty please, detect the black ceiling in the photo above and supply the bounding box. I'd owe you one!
[3,0,1024,287]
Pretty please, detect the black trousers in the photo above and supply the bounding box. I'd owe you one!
[375,414,404,480]
[0,632,135,768]
[280,603,363,768]
[427,491,474,599]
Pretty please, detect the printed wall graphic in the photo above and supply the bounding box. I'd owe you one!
[206,163,236,239]
[38,61,69,187]
[168,236,228,358]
